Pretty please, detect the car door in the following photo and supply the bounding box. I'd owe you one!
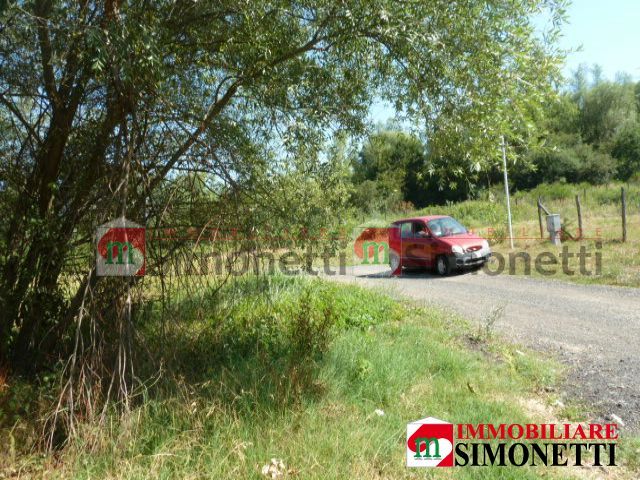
[399,222,416,265]
[410,221,435,266]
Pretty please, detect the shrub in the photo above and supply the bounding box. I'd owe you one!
[612,125,640,181]
[516,143,616,188]
[488,225,507,245]
[573,144,617,184]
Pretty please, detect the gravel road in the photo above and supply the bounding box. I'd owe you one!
[331,265,640,433]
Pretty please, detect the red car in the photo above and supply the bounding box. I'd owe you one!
[388,215,491,276]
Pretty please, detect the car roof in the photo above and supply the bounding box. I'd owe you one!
[391,215,449,225]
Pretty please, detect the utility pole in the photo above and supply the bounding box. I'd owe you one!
[501,136,514,249]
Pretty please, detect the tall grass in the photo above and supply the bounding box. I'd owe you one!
[357,181,640,229]
[3,277,572,479]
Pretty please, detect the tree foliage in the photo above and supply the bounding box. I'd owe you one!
[612,125,640,181]
[510,64,640,189]
[0,0,566,373]
[352,130,472,210]
[353,131,424,209]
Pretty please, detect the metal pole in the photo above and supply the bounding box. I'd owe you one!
[501,136,514,249]
[622,187,627,243]
[575,194,583,240]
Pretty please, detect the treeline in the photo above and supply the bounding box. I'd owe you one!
[514,66,640,188]
[352,65,640,211]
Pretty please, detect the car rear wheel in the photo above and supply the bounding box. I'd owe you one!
[435,255,450,276]
[389,250,401,274]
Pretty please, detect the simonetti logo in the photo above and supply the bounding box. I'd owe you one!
[407,417,619,468]
[353,227,390,265]
[96,217,146,276]
[407,417,454,467]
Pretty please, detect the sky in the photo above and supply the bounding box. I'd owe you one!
[552,0,640,81]
[370,0,640,123]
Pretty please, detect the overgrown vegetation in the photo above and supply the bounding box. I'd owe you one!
[4,277,596,479]
[0,0,565,382]
[360,181,640,287]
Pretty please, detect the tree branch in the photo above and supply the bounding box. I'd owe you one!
[0,92,42,145]
[34,1,59,107]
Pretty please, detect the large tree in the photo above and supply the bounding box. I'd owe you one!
[352,130,472,208]
[353,131,428,208]
[0,0,565,372]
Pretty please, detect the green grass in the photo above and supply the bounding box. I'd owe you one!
[431,182,640,230]
[3,276,637,478]
[482,183,640,287]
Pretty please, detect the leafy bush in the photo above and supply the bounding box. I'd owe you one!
[488,225,507,246]
[350,179,404,214]
[514,142,616,189]
[155,276,405,378]
[527,182,577,200]
[573,144,617,184]
[612,125,640,181]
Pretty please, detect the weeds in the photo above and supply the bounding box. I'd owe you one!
[469,304,506,343]
[2,279,584,479]
[488,225,507,245]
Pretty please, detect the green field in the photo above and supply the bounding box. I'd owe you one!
[6,276,636,479]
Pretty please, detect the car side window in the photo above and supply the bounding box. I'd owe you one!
[413,222,427,236]
[401,222,413,239]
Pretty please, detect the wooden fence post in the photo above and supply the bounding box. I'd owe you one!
[621,187,627,242]
[575,195,583,240]
[537,196,544,239]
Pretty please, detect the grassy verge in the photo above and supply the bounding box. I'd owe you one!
[2,276,636,478]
